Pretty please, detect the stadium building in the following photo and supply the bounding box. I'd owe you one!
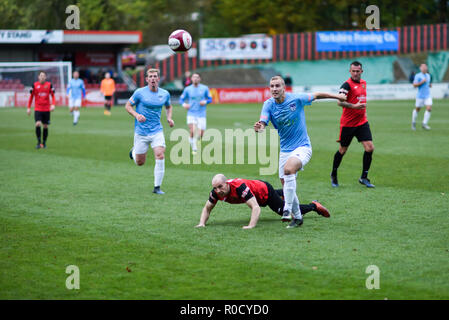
[0,30,141,106]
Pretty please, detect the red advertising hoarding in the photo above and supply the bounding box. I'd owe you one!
[209,87,292,104]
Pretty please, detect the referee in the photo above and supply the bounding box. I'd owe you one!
[331,61,375,188]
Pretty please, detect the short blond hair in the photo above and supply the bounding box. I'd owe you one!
[270,76,285,86]
[146,68,160,77]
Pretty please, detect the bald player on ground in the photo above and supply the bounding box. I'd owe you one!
[195,174,330,229]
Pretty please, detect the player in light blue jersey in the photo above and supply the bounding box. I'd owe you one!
[179,73,212,154]
[125,68,175,195]
[412,64,433,130]
[254,76,347,228]
[66,71,86,125]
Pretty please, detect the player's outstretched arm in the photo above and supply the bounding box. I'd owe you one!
[313,92,347,101]
[196,200,216,227]
[337,100,366,109]
[243,197,261,229]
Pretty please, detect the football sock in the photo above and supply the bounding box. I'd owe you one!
[35,126,41,143]
[423,110,431,124]
[362,151,373,178]
[43,128,48,143]
[189,137,197,151]
[412,109,418,123]
[332,151,344,175]
[132,149,137,165]
[154,159,165,187]
[283,174,296,213]
[74,110,80,123]
[299,204,315,215]
[292,194,302,219]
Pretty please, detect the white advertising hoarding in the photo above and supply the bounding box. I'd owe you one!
[200,37,272,60]
[0,30,63,43]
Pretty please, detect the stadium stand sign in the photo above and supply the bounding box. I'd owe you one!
[0,30,63,43]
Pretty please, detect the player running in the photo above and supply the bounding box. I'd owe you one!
[412,63,433,130]
[27,71,55,149]
[125,68,175,195]
[66,71,86,125]
[254,76,346,228]
[179,73,212,155]
[195,174,330,229]
[330,61,375,189]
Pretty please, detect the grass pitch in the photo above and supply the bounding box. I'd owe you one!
[0,100,448,299]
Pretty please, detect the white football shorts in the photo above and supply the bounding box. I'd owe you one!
[187,115,207,131]
[415,97,432,108]
[278,146,312,179]
[133,131,166,154]
[69,98,82,108]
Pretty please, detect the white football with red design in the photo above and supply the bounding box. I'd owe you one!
[168,29,192,52]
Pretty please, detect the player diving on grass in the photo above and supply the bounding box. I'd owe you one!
[254,76,347,228]
[179,73,212,155]
[195,174,330,229]
[125,68,175,195]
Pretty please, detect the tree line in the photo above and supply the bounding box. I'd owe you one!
[0,0,447,47]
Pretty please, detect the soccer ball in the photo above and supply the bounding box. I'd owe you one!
[168,30,192,52]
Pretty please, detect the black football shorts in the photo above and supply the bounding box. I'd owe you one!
[34,111,51,125]
[338,121,372,147]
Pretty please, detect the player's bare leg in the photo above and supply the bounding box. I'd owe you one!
[134,153,146,166]
[152,146,165,194]
[359,141,375,188]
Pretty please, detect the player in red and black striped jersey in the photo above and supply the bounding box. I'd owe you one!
[27,71,55,149]
[331,61,375,188]
[195,174,330,229]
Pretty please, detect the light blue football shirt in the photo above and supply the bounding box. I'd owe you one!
[259,92,314,153]
[413,72,431,99]
[179,84,212,117]
[67,78,86,100]
[129,86,171,136]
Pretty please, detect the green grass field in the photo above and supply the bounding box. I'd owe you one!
[1,100,448,300]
